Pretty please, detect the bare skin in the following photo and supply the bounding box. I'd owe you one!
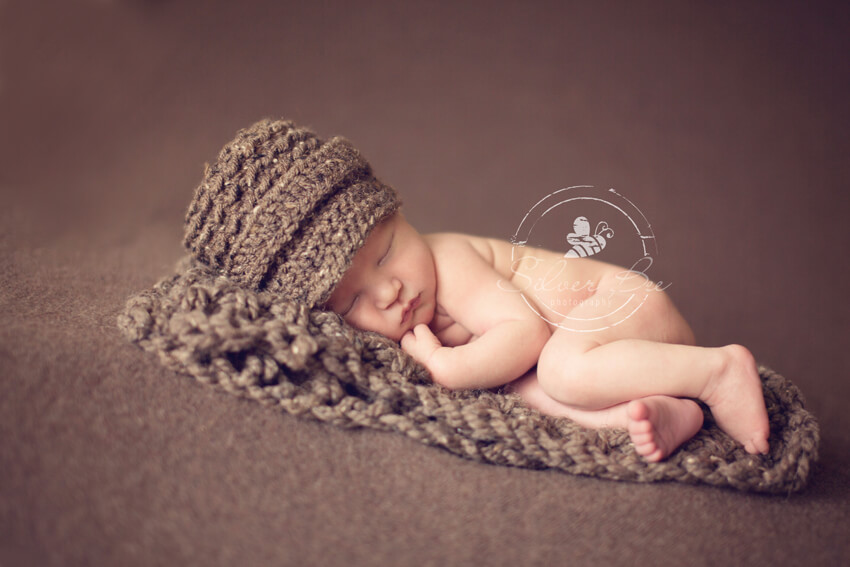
[628,398,705,462]
[325,211,770,461]
[506,371,706,462]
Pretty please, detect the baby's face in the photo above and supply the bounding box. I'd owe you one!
[325,211,437,342]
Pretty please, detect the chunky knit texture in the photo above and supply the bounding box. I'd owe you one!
[183,118,399,307]
[119,257,819,493]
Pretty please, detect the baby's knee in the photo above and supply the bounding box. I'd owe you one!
[536,344,599,409]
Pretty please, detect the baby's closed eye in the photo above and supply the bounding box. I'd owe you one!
[341,295,358,316]
[378,233,393,266]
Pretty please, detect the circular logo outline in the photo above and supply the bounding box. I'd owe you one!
[509,186,659,333]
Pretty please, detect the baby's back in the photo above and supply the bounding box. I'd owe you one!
[424,232,625,334]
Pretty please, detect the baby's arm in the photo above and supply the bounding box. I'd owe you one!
[401,235,550,390]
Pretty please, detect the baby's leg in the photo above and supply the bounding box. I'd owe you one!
[508,370,630,428]
[536,272,770,455]
[508,371,704,461]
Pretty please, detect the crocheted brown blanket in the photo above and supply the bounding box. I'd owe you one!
[118,257,819,493]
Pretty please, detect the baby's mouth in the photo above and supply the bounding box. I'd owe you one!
[401,294,421,324]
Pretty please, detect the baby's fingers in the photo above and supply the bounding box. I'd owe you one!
[400,324,441,363]
[413,323,439,342]
[400,325,426,352]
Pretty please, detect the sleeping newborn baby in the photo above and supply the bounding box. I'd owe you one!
[183,118,770,463]
[324,210,770,462]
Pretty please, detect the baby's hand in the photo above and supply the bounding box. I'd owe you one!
[400,324,442,368]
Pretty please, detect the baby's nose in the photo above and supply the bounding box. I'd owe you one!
[376,277,402,309]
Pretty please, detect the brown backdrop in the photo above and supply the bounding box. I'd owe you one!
[2,1,848,565]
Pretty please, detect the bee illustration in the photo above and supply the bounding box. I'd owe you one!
[565,216,614,258]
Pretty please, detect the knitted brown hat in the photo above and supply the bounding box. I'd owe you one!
[183,118,400,307]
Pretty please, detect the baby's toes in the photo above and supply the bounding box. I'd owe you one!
[634,439,659,457]
[628,418,653,436]
[644,447,665,462]
[745,436,770,456]
[630,431,655,446]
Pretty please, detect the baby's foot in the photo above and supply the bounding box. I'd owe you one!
[700,345,770,455]
[627,396,704,462]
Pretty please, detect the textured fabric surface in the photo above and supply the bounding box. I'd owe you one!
[118,257,819,493]
[184,118,400,307]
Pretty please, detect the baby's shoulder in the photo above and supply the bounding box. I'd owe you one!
[424,232,519,281]
[423,232,498,266]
